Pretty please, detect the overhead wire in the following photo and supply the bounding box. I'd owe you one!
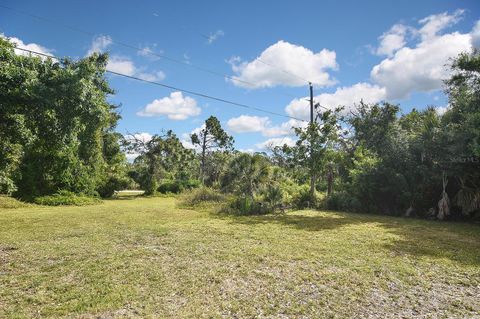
[12,46,307,122]
[0,3,330,110]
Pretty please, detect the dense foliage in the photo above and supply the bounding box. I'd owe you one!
[0,38,130,200]
[1,35,478,219]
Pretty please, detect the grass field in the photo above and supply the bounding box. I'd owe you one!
[0,196,479,318]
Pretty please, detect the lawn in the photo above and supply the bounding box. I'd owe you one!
[0,196,479,318]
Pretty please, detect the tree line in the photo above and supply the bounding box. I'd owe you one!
[1,37,479,220]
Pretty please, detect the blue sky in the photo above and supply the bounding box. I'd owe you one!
[1,0,479,154]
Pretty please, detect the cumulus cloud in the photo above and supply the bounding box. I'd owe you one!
[106,56,136,75]
[285,83,386,120]
[471,20,480,49]
[255,137,296,150]
[371,33,471,99]
[86,35,112,56]
[229,40,337,88]
[86,35,165,81]
[106,56,166,81]
[2,34,54,58]
[137,91,201,120]
[180,125,206,150]
[206,30,225,44]
[371,10,472,100]
[227,115,270,133]
[376,24,408,56]
[137,71,166,82]
[418,10,464,41]
[227,115,307,137]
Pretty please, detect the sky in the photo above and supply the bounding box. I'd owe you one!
[1,0,479,156]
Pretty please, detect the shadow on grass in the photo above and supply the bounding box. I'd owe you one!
[379,221,480,267]
[218,212,364,232]
[216,210,480,267]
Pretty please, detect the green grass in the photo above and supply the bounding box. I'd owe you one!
[0,197,479,318]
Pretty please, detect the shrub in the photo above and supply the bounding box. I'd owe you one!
[263,184,283,213]
[0,196,28,209]
[158,179,201,194]
[227,196,269,215]
[33,190,100,206]
[326,191,360,211]
[181,186,225,206]
[291,184,316,209]
[97,176,133,198]
[158,181,183,194]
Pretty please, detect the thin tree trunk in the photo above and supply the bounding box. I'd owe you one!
[327,169,334,197]
[201,133,207,184]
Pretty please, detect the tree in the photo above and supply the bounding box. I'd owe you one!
[293,107,342,201]
[127,130,196,194]
[191,116,233,184]
[221,153,269,202]
[438,50,480,217]
[0,37,129,198]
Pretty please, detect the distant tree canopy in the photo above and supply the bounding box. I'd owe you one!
[1,34,478,219]
[0,37,130,198]
[127,130,197,195]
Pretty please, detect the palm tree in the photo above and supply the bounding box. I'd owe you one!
[221,153,269,202]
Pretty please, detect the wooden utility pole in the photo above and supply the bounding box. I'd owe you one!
[309,82,315,199]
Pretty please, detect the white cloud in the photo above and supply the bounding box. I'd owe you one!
[137,45,162,61]
[206,30,224,44]
[180,125,205,150]
[137,71,166,82]
[285,83,386,120]
[229,40,337,88]
[371,10,472,100]
[86,35,165,81]
[376,24,408,56]
[137,91,201,120]
[471,20,480,49]
[227,115,307,137]
[255,137,296,150]
[371,32,471,99]
[418,10,464,41]
[435,106,448,116]
[86,35,112,56]
[227,115,270,133]
[2,34,54,58]
[125,132,153,143]
[124,132,153,162]
[106,55,165,81]
[107,56,136,75]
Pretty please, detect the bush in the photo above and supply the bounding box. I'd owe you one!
[326,191,360,211]
[181,186,225,206]
[158,181,183,194]
[33,190,100,206]
[291,184,317,209]
[263,184,283,213]
[0,196,28,209]
[97,176,133,198]
[158,179,201,194]
[227,196,269,215]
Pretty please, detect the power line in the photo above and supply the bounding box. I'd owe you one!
[0,3,328,105]
[0,3,294,90]
[12,46,307,122]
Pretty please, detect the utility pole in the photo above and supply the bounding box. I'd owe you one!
[309,82,315,199]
